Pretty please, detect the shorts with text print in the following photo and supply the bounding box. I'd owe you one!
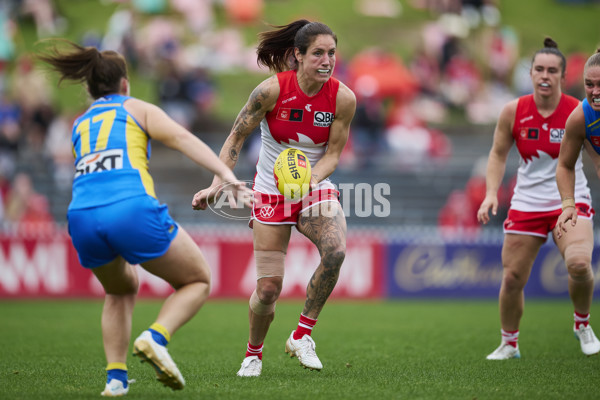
[67,195,179,268]
[250,188,340,227]
[503,203,594,238]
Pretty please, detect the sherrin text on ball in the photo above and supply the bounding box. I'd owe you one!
[273,148,312,200]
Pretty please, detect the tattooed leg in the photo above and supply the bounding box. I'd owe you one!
[297,201,347,319]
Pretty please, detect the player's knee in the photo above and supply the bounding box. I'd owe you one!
[502,268,526,290]
[105,278,139,296]
[193,280,211,298]
[567,259,593,282]
[565,246,593,281]
[322,245,346,269]
[250,288,276,315]
[256,277,282,304]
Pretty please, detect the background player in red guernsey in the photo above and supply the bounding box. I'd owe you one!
[193,20,356,376]
[477,38,600,360]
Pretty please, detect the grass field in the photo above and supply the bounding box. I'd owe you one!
[1,299,599,399]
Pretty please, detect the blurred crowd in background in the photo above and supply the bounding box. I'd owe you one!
[0,0,595,234]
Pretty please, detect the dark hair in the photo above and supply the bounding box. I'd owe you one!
[531,37,567,76]
[35,39,128,99]
[584,47,600,73]
[256,19,337,73]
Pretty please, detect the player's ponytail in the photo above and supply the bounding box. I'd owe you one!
[531,36,566,76]
[36,39,128,99]
[256,19,336,73]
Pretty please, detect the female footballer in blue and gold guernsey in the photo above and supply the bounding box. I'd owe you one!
[558,48,600,233]
[71,93,159,211]
[37,39,252,396]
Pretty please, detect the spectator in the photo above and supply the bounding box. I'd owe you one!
[438,189,481,238]
[44,111,75,190]
[19,0,65,37]
[4,171,54,234]
[350,88,387,168]
[564,51,587,99]
[0,91,20,179]
[223,0,264,25]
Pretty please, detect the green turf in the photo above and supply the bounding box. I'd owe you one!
[1,299,599,399]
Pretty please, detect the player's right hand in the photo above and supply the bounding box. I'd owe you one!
[192,180,253,211]
[555,206,578,239]
[477,195,498,225]
[192,186,218,210]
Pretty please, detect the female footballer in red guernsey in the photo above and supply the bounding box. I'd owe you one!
[477,38,600,360]
[193,20,356,376]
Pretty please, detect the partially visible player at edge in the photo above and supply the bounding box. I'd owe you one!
[556,48,600,308]
[193,20,356,376]
[36,39,252,396]
[477,37,600,360]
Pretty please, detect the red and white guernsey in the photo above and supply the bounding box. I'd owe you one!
[511,93,591,211]
[254,70,340,195]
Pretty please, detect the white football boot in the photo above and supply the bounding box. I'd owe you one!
[133,330,185,390]
[100,379,129,397]
[236,355,262,377]
[574,323,600,356]
[486,342,520,360]
[285,331,323,370]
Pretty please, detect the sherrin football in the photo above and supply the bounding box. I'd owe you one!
[273,148,312,200]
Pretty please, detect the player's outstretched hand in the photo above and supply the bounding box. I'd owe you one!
[192,186,217,210]
[555,207,578,239]
[192,180,253,211]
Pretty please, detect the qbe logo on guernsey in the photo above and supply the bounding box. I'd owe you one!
[549,128,564,143]
[314,111,334,127]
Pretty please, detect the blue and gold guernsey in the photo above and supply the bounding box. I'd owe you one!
[70,94,156,210]
[583,98,600,154]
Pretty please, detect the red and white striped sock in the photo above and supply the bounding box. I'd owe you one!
[293,314,317,340]
[501,329,519,348]
[245,342,263,360]
[574,312,590,329]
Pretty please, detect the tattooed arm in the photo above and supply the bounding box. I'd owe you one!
[192,76,279,210]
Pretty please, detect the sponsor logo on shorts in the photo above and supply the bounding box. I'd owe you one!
[75,149,123,177]
[313,111,334,127]
[259,206,275,219]
[591,135,600,147]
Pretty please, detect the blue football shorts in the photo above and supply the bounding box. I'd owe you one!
[67,195,179,268]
